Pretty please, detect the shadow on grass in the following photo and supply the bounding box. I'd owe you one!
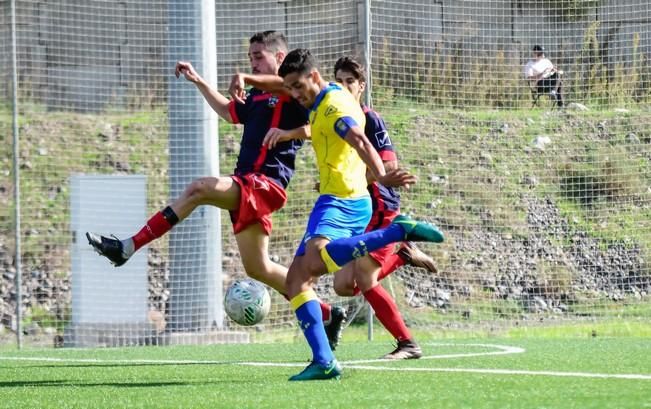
[1,362,225,369]
[0,378,248,388]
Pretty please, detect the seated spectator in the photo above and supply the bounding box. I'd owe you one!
[524,45,563,107]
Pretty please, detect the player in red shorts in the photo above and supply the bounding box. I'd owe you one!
[330,57,437,359]
[85,31,346,343]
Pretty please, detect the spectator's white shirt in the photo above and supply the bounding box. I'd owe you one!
[524,58,554,79]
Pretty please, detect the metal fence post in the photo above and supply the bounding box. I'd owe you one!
[362,0,374,342]
[167,0,222,332]
[10,0,23,350]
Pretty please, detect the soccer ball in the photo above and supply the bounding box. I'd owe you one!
[224,279,271,326]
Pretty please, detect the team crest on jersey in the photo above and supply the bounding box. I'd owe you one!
[267,96,279,108]
[374,130,391,148]
[324,105,339,117]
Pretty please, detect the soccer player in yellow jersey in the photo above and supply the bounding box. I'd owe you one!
[277,49,444,381]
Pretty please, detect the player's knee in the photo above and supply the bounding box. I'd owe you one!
[242,258,272,282]
[304,255,327,277]
[333,278,354,297]
[353,271,377,293]
[184,177,224,203]
[183,179,210,202]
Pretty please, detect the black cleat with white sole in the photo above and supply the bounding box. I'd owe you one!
[86,232,130,267]
[324,306,347,351]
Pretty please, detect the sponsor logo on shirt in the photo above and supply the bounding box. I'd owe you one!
[374,130,391,148]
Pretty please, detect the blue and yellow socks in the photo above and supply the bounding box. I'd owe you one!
[291,290,334,366]
[320,224,405,273]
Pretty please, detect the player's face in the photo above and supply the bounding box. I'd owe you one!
[283,70,321,108]
[248,42,280,75]
[335,69,365,102]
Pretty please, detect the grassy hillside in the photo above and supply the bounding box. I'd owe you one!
[1,102,650,333]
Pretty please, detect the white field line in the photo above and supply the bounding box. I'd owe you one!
[344,343,525,364]
[0,342,518,366]
[342,365,651,381]
[1,343,650,380]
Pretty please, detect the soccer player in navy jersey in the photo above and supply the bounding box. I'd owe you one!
[85,31,346,342]
[330,56,436,359]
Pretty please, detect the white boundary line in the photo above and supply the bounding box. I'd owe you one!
[344,343,525,364]
[0,342,519,366]
[342,365,651,380]
[1,343,650,380]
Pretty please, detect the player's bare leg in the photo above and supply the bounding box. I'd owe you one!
[235,223,288,293]
[333,264,356,297]
[87,176,240,266]
[235,223,340,339]
[171,176,240,218]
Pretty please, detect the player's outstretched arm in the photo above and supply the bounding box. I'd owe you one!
[366,159,398,185]
[175,61,234,123]
[229,73,288,102]
[263,125,311,149]
[344,126,416,188]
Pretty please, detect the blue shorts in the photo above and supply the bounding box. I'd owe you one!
[295,195,372,257]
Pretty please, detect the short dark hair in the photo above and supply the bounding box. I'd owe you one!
[278,48,318,78]
[334,56,366,83]
[249,31,288,53]
[532,44,545,53]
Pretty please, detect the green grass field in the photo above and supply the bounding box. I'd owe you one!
[1,335,649,409]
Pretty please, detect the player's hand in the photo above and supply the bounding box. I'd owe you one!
[377,168,417,189]
[263,128,291,149]
[229,73,247,104]
[313,182,320,192]
[175,61,201,83]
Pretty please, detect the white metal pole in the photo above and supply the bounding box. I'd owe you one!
[167,0,221,331]
[362,0,374,342]
[10,0,23,349]
[363,0,372,109]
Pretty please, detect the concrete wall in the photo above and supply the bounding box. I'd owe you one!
[9,0,166,112]
[4,0,650,110]
[215,0,360,88]
[1,1,10,101]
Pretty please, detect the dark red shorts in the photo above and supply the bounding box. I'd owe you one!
[229,173,287,235]
[365,208,400,266]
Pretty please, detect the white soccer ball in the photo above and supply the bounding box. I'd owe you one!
[224,279,271,326]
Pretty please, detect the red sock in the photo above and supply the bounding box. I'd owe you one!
[363,284,411,342]
[132,211,174,251]
[320,301,331,322]
[283,293,331,322]
[377,252,406,281]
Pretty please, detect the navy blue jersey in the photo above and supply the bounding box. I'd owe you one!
[363,105,400,212]
[228,88,308,189]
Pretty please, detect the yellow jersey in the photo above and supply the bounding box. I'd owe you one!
[309,83,368,198]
